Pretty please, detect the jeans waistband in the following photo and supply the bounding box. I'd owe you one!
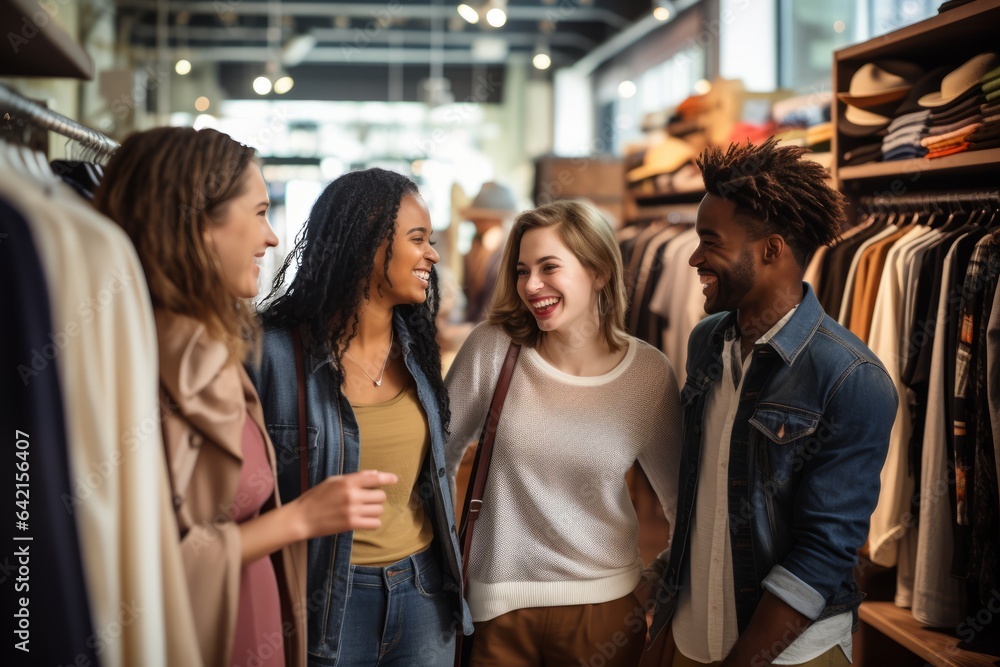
[349,547,435,590]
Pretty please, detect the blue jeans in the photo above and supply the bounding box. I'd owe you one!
[339,548,456,666]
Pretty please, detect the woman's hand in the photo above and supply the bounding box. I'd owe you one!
[292,469,399,539]
[238,469,397,565]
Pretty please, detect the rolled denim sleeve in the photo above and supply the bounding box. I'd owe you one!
[774,360,897,618]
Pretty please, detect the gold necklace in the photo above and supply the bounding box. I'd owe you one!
[344,329,393,387]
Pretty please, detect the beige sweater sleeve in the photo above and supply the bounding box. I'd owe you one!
[444,322,509,486]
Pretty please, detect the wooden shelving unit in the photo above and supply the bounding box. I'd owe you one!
[831,0,1000,189]
[831,2,1000,665]
[859,602,999,667]
[839,148,1000,181]
[0,0,93,79]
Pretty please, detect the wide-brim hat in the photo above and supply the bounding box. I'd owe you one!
[837,61,924,108]
[919,52,1000,107]
[626,136,696,182]
[460,181,517,220]
[895,66,950,116]
[841,105,892,137]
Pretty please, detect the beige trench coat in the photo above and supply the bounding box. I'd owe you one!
[156,310,307,667]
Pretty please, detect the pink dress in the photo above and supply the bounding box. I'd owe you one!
[229,413,285,667]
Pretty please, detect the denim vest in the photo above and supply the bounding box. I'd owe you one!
[247,311,473,666]
[650,284,897,640]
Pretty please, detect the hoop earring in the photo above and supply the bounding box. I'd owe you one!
[598,290,609,316]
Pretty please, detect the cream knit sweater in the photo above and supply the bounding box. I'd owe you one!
[445,323,683,622]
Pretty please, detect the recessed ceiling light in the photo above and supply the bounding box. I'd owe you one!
[253,76,272,95]
[457,4,480,24]
[486,7,507,27]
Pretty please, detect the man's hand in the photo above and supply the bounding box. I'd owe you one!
[718,591,811,667]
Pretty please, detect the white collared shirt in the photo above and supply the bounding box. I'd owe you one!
[672,306,854,664]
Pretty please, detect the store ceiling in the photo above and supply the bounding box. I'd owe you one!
[113,0,657,102]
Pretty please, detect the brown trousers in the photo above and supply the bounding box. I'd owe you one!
[672,645,850,667]
[470,593,648,666]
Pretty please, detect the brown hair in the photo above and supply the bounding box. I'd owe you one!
[487,199,630,352]
[93,127,260,362]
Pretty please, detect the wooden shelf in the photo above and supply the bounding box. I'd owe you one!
[859,602,1000,667]
[839,148,1000,181]
[0,0,93,79]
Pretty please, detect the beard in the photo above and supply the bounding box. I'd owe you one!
[704,244,756,314]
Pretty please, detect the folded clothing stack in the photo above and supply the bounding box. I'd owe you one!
[969,66,1000,152]
[878,67,948,161]
[917,53,998,158]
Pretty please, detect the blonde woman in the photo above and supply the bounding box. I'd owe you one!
[446,200,683,666]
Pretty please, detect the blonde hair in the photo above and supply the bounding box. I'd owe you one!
[487,199,629,352]
[93,127,260,363]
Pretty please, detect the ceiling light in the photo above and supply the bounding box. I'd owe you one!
[653,0,676,22]
[274,76,294,94]
[533,40,551,70]
[282,33,316,66]
[694,79,712,94]
[457,4,480,24]
[618,80,637,98]
[194,96,210,111]
[175,59,192,75]
[253,76,272,95]
[486,7,507,27]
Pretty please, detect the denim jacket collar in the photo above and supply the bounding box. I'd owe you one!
[708,283,823,367]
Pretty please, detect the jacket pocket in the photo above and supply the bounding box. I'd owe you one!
[749,405,820,445]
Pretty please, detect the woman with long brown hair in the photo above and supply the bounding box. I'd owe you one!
[93,127,397,667]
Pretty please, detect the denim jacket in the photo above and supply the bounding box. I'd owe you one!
[247,310,473,666]
[649,283,897,640]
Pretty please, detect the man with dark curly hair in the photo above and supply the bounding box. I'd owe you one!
[643,138,898,667]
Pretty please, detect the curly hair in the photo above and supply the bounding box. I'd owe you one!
[698,137,845,267]
[93,127,260,363]
[259,168,449,429]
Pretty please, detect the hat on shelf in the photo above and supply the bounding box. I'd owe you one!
[837,61,924,108]
[626,136,696,183]
[460,182,518,221]
[895,66,950,116]
[919,52,1000,108]
[841,104,893,137]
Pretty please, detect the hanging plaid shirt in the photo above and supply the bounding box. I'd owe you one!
[953,228,1000,525]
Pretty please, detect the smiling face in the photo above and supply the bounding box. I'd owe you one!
[689,193,760,315]
[516,225,600,335]
[202,164,278,300]
[373,193,439,306]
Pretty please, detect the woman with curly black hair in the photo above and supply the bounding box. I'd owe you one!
[250,168,472,666]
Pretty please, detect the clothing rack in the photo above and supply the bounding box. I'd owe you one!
[859,190,1000,213]
[0,83,118,158]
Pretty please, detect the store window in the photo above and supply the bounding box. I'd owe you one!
[611,45,706,153]
[779,0,942,91]
[869,0,941,38]
[779,0,861,91]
